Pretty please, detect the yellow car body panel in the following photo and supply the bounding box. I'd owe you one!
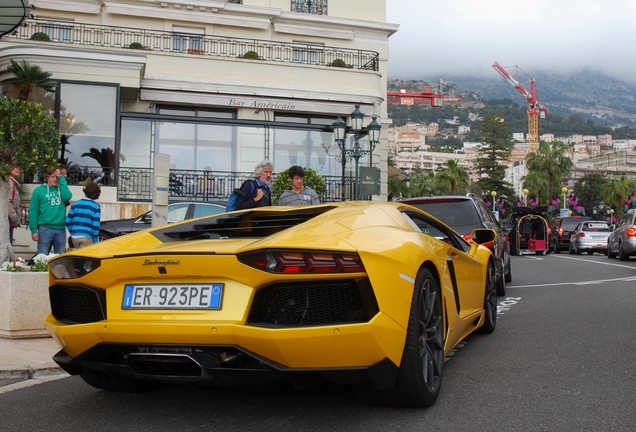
[44,202,496,397]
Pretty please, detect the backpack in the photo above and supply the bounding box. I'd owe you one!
[225,179,257,212]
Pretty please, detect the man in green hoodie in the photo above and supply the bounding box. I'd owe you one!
[28,166,73,254]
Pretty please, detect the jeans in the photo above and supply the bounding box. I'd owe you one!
[37,226,67,255]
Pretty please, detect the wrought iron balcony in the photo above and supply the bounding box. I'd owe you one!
[291,0,328,15]
[8,19,378,71]
[62,166,353,203]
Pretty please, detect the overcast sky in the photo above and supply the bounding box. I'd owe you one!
[387,0,636,85]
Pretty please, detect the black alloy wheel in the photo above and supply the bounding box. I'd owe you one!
[479,261,497,334]
[364,268,444,407]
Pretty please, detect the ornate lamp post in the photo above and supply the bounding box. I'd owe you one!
[404,172,411,198]
[561,186,568,209]
[491,190,497,212]
[523,188,529,206]
[331,105,381,201]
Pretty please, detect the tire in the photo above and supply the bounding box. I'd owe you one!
[504,257,512,283]
[98,232,114,242]
[495,259,506,297]
[575,245,581,255]
[80,368,160,393]
[478,261,497,334]
[569,245,575,254]
[619,242,630,261]
[608,243,617,259]
[365,268,444,407]
[587,250,594,255]
[554,242,561,254]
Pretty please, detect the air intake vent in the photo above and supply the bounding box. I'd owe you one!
[49,285,106,324]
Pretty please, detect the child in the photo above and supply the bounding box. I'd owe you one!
[65,181,101,249]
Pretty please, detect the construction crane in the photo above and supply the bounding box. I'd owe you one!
[492,61,547,152]
[387,81,462,106]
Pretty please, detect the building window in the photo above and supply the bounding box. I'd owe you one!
[172,26,204,54]
[292,42,324,65]
[291,0,328,15]
[43,22,72,43]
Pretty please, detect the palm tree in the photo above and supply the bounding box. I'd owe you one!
[4,60,55,101]
[436,159,469,195]
[526,142,573,202]
[82,147,124,185]
[601,176,636,218]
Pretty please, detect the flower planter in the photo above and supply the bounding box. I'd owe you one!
[0,272,51,339]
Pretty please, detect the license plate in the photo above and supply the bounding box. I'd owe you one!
[122,284,223,310]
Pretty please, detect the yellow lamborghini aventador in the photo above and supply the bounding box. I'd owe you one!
[45,202,497,407]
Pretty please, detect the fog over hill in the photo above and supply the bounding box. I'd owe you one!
[391,69,636,128]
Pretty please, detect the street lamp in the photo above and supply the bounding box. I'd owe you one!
[561,186,568,210]
[491,190,497,212]
[331,105,381,201]
[331,116,347,201]
[609,208,615,224]
[404,172,411,198]
[523,188,529,206]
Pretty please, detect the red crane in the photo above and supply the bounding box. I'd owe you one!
[492,61,547,152]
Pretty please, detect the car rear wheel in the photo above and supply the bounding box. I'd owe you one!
[478,261,497,334]
[364,268,444,407]
[495,259,506,296]
[607,242,617,258]
[80,368,160,393]
[98,232,113,242]
[619,242,630,261]
[504,257,512,283]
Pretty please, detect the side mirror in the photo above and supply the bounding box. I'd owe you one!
[471,228,497,245]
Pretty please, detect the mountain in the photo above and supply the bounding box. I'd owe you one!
[389,70,636,129]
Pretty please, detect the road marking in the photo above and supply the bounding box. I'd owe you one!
[508,276,636,289]
[551,255,635,270]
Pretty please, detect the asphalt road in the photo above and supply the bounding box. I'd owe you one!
[1,253,635,432]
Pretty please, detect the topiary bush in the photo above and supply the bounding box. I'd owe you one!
[128,42,144,49]
[30,32,51,42]
[242,50,260,59]
[329,58,349,68]
[271,167,326,205]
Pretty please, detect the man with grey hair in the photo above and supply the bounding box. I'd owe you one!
[236,160,273,209]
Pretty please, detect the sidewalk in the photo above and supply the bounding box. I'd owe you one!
[0,337,68,391]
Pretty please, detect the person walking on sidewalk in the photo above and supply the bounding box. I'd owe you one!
[28,166,73,254]
[66,180,101,249]
[7,162,22,245]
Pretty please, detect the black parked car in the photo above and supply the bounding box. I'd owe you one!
[399,194,511,296]
[549,215,593,253]
[99,202,226,241]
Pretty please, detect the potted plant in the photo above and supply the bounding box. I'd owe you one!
[329,58,348,68]
[241,50,260,60]
[0,254,56,339]
[128,42,144,49]
[30,32,51,42]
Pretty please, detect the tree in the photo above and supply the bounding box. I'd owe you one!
[435,159,469,195]
[81,147,124,185]
[472,113,514,199]
[525,141,573,204]
[4,59,55,101]
[573,173,608,217]
[0,96,60,264]
[602,175,636,219]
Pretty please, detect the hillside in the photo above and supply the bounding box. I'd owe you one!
[388,70,636,136]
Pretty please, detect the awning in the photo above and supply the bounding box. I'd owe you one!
[0,0,28,39]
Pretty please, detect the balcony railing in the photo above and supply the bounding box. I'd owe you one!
[291,0,328,15]
[63,166,353,203]
[8,19,379,71]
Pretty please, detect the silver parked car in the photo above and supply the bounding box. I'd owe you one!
[569,221,612,255]
[607,209,636,261]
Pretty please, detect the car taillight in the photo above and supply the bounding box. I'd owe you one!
[627,227,636,237]
[238,250,365,274]
[558,227,563,237]
[577,232,585,237]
